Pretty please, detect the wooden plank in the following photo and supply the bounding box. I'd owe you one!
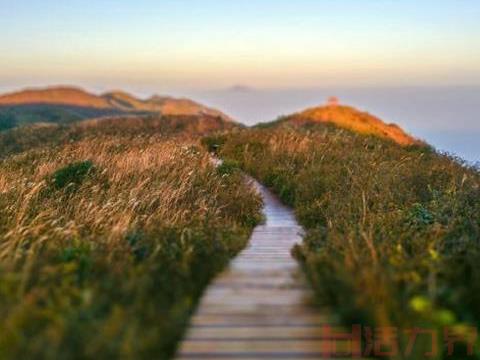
[179,339,354,353]
[177,355,364,360]
[190,314,330,327]
[185,326,349,339]
[175,181,351,360]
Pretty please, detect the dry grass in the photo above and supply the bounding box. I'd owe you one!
[263,105,418,145]
[0,125,262,359]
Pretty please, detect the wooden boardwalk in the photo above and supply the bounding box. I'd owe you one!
[176,181,362,359]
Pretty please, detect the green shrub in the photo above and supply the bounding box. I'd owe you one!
[216,159,240,176]
[0,112,17,131]
[407,203,435,227]
[51,160,95,190]
[201,134,226,153]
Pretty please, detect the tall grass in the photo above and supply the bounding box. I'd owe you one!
[218,124,480,359]
[0,123,261,359]
[0,114,236,160]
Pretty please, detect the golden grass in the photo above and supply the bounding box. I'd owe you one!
[0,129,262,358]
[292,105,418,145]
[1,136,254,258]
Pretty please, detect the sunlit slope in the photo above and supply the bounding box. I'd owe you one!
[0,86,232,130]
[280,104,417,146]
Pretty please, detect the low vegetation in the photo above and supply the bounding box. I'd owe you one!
[0,114,235,159]
[292,104,417,145]
[217,122,480,359]
[0,119,262,359]
[0,86,231,129]
[0,113,17,131]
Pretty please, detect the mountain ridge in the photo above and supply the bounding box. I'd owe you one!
[0,85,232,125]
[0,86,111,108]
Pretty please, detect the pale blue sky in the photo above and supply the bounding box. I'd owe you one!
[1,0,480,92]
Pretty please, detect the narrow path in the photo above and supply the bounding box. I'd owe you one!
[176,180,360,359]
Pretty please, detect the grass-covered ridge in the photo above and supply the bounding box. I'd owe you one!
[217,123,480,358]
[0,86,232,130]
[0,120,262,359]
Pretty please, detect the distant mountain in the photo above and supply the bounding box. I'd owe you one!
[284,104,417,145]
[0,86,232,130]
[0,86,112,108]
[101,91,231,118]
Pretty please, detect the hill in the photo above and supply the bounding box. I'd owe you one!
[0,110,260,359]
[1,95,478,359]
[214,119,479,359]
[275,104,417,146]
[0,113,237,159]
[103,91,229,118]
[0,86,231,130]
[0,86,111,108]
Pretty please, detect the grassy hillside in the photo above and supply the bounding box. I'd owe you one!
[216,122,480,358]
[0,104,126,130]
[256,104,418,146]
[0,86,231,130]
[0,117,261,359]
[0,114,236,160]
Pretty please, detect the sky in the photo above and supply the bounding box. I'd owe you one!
[1,1,479,162]
[1,0,480,92]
